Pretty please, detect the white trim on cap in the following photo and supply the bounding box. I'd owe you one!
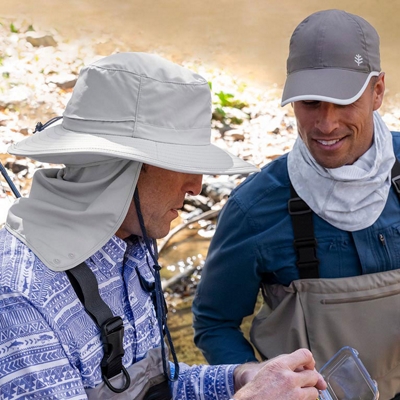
[281,71,381,107]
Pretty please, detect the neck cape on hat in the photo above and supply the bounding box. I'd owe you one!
[281,9,381,106]
[6,160,141,271]
[8,52,257,175]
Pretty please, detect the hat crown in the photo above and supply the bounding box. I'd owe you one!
[281,10,381,106]
[287,9,380,74]
[63,52,211,141]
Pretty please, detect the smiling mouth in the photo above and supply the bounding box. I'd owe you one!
[316,138,341,146]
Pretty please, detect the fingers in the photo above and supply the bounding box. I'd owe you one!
[233,349,327,400]
[297,386,321,400]
[233,362,325,400]
[278,350,327,391]
[294,368,326,391]
[282,348,316,371]
[316,373,327,391]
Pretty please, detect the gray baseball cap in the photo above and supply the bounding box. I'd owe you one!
[281,9,381,106]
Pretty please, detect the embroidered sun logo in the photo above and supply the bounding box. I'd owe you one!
[354,54,363,66]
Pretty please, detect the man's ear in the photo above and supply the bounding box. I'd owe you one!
[373,72,385,111]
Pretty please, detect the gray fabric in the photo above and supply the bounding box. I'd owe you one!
[8,52,258,175]
[5,159,141,271]
[251,269,400,400]
[281,9,381,106]
[85,347,167,399]
[287,112,395,231]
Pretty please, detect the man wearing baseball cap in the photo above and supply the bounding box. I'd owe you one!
[0,53,326,399]
[194,9,400,399]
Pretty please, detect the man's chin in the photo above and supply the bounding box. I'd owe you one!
[152,226,172,240]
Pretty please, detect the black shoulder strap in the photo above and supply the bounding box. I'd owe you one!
[391,157,400,201]
[66,262,130,393]
[288,157,400,280]
[288,185,320,279]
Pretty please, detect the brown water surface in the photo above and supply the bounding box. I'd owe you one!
[1,0,400,104]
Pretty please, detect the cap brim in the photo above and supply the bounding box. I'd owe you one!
[8,124,259,175]
[281,69,379,106]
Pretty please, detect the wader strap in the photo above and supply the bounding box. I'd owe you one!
[391,158,400,201]
[289,184,320,279]
[66,263,131,393]
[288,157,400,280]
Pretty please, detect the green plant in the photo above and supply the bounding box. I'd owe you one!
[215,91,247,110]
[10,23,18,33]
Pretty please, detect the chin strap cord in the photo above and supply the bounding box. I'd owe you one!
[133,187,180,382]
[33,116,63,133]
[0,162,21,198]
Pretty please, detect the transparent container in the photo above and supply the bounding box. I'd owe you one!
[318,346,379,400]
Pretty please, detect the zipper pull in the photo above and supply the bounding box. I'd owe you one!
[379,233,386,246]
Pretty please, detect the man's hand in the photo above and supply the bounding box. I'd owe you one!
[233,348,327,400]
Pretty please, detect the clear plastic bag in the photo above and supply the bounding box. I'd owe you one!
[318,346,379,400]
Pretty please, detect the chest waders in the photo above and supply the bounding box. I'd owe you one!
[250,159,400,400]
[66,263,172,400]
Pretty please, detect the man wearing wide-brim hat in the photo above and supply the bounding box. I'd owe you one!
[0,53,325,399]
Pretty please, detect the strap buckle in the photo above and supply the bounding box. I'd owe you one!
[293,237,317,249]
[100,316,131,393]
[392,175,400,194]
[294,237,318,263]
[294,238,319,279]
[288,197,311,215]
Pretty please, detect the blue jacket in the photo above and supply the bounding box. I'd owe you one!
[193,131,400,365]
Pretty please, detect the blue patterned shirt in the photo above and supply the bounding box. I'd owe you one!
[0,228,236,399]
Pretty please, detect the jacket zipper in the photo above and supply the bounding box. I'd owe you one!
[379,233,391,263]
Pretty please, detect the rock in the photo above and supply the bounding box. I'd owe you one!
[47,73,77,90]
[224,129,245,141]
[0,86,32,108]
[25,33,57,47]
[198,225,215,238]
[202,176,237,202]
[5,159,28,174]
[20,128,30,136]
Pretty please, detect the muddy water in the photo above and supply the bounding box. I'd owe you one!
[1,0,400,104]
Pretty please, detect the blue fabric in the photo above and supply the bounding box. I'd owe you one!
[193,131,400,365]
[0,229,235,399]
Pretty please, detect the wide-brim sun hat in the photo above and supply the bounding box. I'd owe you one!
[8,52,258,175]
[281,9,381,107]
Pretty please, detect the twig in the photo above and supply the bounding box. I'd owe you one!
[158,209,220,254]
[162,265,197,291]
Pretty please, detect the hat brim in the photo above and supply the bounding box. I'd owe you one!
[8,123,259,175]
[281,69,379,106]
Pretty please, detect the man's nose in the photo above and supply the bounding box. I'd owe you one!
[184,174,203,196]
[315,103,340,134]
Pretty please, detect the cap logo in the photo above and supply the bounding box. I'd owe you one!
[354,54,363,66]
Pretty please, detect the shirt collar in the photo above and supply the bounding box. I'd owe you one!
[89,235,128,277]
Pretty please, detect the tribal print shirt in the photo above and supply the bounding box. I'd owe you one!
[0,229,236,399]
